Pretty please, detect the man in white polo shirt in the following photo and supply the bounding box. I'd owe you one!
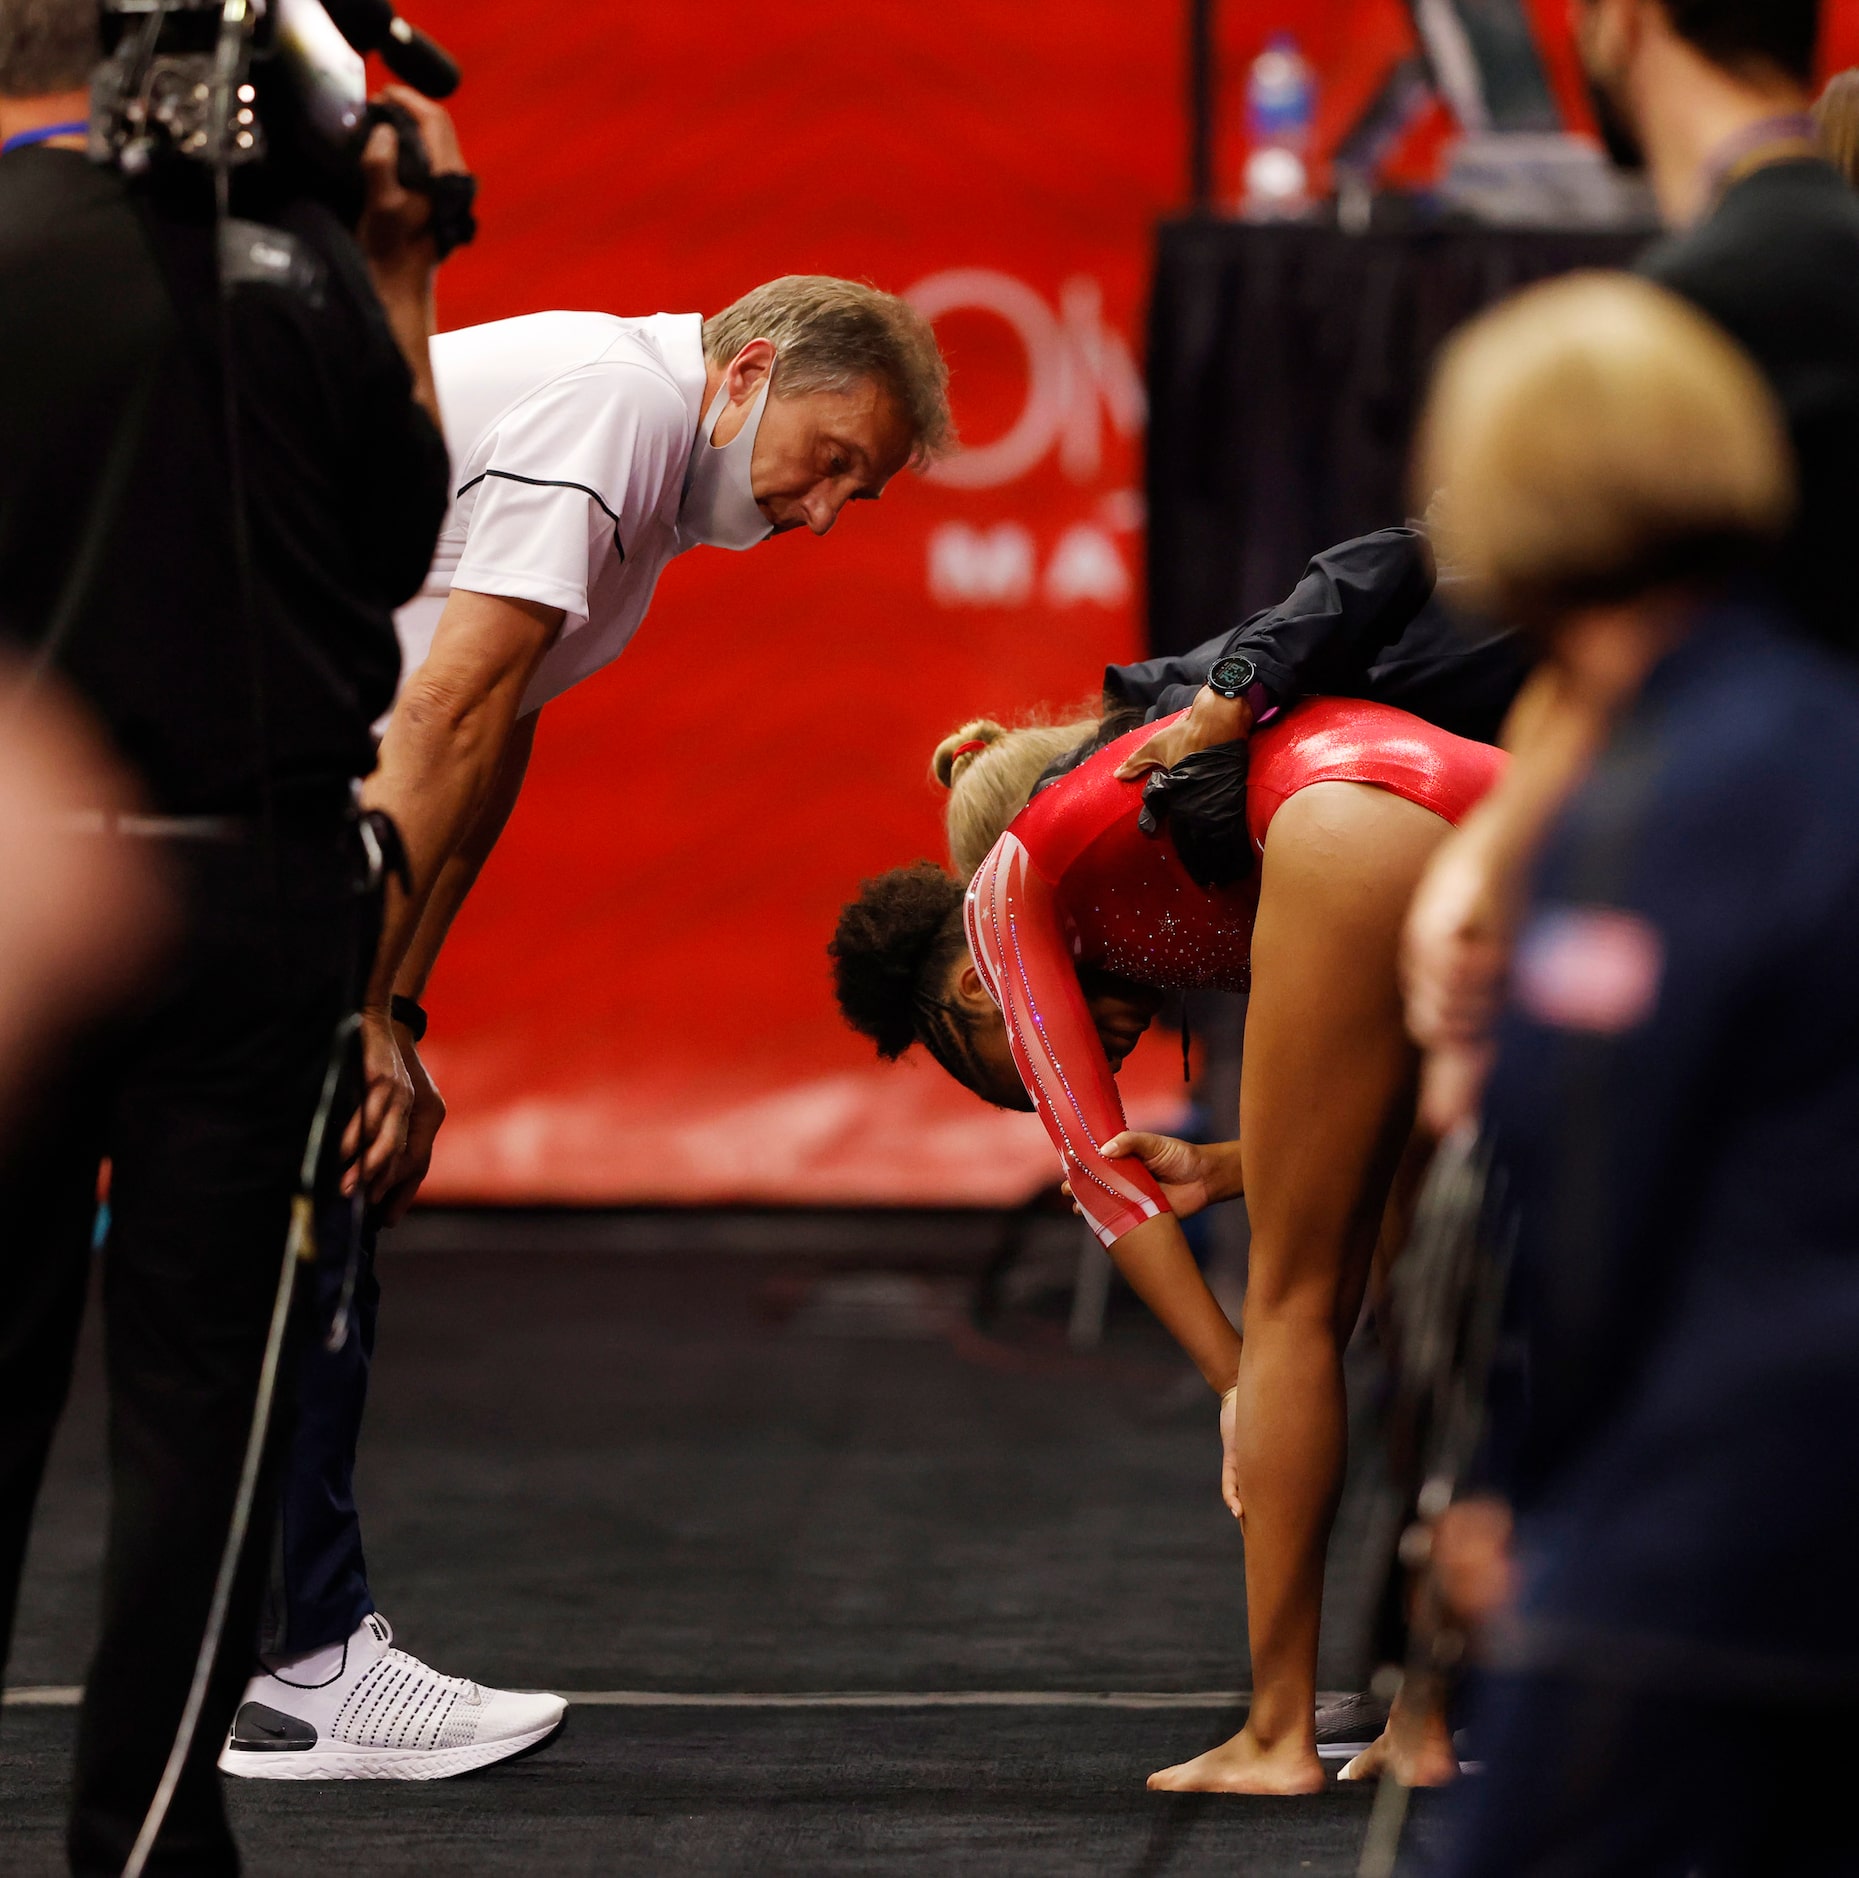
[220,277,952,1781]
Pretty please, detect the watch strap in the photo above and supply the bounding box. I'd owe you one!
[390,994,429,1043]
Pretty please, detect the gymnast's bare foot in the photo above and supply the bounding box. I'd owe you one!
[1147,1725,1327,1795]
[1337,1703,1459,1788]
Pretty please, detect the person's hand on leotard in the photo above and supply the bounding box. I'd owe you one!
[1114,686,1254,781]
[1100,1132,1243,1218]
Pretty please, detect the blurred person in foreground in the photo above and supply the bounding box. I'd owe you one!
[1815,65,1859,186]
[1409,273,1859,1875]
[0,0,469,1864]
[1404,0,1859,1129]
[0,677,164,1130]
[228,280,956,1778]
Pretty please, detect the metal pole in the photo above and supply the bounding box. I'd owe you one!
[1189,0,1216,211]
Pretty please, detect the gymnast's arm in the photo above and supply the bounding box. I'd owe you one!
[970,848,1243,1393]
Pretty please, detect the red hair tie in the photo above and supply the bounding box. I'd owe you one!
[951,739,991,762]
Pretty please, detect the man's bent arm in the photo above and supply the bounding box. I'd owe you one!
[395,709,537,1002]
[349,589,562,1196]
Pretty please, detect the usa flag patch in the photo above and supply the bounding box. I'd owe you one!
[1514,906,1665,1035]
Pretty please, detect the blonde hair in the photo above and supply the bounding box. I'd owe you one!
[703,276,954,464]
[931,714,1098,881]
[1415,272,1795,624]
[1816,70,1859,189]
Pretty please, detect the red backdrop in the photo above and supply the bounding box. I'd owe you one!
[413,1,1859,1207]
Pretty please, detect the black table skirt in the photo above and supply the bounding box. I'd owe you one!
[1144,216,1650,656]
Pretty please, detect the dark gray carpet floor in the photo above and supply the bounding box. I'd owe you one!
[3,1219,1413,1875]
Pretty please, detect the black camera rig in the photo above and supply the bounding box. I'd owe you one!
[92,0,458,184]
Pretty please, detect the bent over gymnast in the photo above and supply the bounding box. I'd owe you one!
[832,697,1501,1793]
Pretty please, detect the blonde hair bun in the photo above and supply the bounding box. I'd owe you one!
[928,709,1101,879]
[1416,272,1794,622]
[930,720,1009,791]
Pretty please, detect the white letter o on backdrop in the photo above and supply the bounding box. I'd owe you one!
[905,269,1067,491]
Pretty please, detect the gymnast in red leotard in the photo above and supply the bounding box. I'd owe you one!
[965,700,1501,1254]
[832,695,1504,1796]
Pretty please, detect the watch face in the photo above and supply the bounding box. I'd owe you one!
[1209,655,1256,698]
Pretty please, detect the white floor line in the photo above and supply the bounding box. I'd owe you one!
[4,1686,1292,1712]
[560,1691,1252,1710]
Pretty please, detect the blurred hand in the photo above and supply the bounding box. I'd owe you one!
[1431,1495,1515,1630]
[343,1007,411,1201]
[377,1032,446,1226]
[1220,1384,1243,1522]
[1402,823,1516,1134]
[0,675,169,1121]
[356,85,467,275]
[1114,686,1253,782]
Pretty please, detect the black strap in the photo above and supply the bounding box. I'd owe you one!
[364,99,479,262]
[390,993,429,1042]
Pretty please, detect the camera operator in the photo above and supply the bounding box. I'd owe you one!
[0,1,468,1869]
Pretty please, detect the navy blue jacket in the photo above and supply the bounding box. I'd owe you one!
[1484,601,1859,1691]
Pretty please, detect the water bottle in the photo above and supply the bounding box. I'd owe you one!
[1243,33,1316,219]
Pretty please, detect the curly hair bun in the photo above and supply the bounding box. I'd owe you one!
[930,720,1009,791]
[829,863,965,1059]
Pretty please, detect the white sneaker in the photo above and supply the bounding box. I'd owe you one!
[218,1613,567,1780]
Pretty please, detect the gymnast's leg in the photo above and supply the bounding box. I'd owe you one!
[1151,781,1454,1795]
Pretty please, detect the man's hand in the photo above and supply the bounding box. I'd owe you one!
[356,85,467,423]
[343,1006,412,1201]
[1101,1131,1244,1219]
[356,85,467,278]
[1114,685,1254,781]
[378,1031,446,1226]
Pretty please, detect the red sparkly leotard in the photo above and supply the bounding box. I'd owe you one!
[964,698,1506,1248]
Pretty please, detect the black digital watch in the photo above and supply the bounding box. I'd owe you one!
[1207,654,1259,701]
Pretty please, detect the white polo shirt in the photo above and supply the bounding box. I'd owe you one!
[392,310,706,717]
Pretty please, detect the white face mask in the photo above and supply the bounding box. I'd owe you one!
[678,369,775,552]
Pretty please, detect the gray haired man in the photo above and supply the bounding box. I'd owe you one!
[222,278,953,1778]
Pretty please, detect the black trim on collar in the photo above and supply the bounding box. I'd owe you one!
[455,470,626,558]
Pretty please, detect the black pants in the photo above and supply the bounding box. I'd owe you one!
[1420,1669,1859,1877]
[0,822,371,1878]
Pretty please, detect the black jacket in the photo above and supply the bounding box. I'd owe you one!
[1107,526,1534,744]
[0,150,448,812]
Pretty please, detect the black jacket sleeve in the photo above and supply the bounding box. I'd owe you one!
[1107,526,1437,718]
[280,200,450,606]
